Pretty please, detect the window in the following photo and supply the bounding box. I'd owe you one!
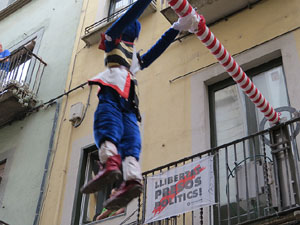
[209,58,289,147]
[73,145,124,224]
[108,0,136,19]
[209,58,290,221]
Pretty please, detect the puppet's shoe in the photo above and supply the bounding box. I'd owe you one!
[104,180,143,210]
[81,155,122,194]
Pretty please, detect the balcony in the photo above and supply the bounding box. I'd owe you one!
[134,117,300,224]
[161,0,261,27]
[0,47,47,127]
[81,0,157,46]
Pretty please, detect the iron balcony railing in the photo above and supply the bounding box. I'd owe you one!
[0,47,47,97]
[84,0,157,35]
[138,116,300,225]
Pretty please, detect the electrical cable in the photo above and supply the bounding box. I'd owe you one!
[30,81,88,113]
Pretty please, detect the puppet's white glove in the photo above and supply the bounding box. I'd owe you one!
[171,10,201,33]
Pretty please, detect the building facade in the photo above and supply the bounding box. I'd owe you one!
[39,0,300,224]
[0,0,83,224]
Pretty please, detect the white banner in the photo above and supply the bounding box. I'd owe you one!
[144,155,215,224]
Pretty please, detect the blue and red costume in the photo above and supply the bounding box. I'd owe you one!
[82,0,183,210]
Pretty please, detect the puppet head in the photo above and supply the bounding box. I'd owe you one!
[122,20,141,42]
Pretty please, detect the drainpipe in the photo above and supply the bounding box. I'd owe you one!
[33,102,60,225]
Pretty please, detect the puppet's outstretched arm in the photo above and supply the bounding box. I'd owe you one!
[139,28,179,70]
[106,0,152,39]
[138,12,197,69]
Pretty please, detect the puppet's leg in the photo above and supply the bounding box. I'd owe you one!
[81,97,124,194]
[81,141,122,193]
[103,110,143,210]
[104,157,143,210]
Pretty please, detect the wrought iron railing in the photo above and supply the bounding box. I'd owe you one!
[0,47,47,97]
[139,116,300,224]
[84,0,156,35]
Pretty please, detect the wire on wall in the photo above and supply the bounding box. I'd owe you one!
[29,81,88,113]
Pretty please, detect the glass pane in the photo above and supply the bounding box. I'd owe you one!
[8,0,17,5]
[215,85,249,213]
[115,0,128,11]
[0,0,9,11]
[109,0,138,20]
[253,65,289,128]
[252,65,289,166]
[110,0,131,15]
[215,84,247,145]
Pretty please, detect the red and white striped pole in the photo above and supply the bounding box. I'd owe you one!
[167,0,280,124]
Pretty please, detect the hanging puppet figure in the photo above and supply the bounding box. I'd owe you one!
[81,0,197,210]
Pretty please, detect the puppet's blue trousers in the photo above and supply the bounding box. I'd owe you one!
[93,87,141,161]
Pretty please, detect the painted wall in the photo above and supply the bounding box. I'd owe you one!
[39,0,300,224]
[0,0,84,224]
